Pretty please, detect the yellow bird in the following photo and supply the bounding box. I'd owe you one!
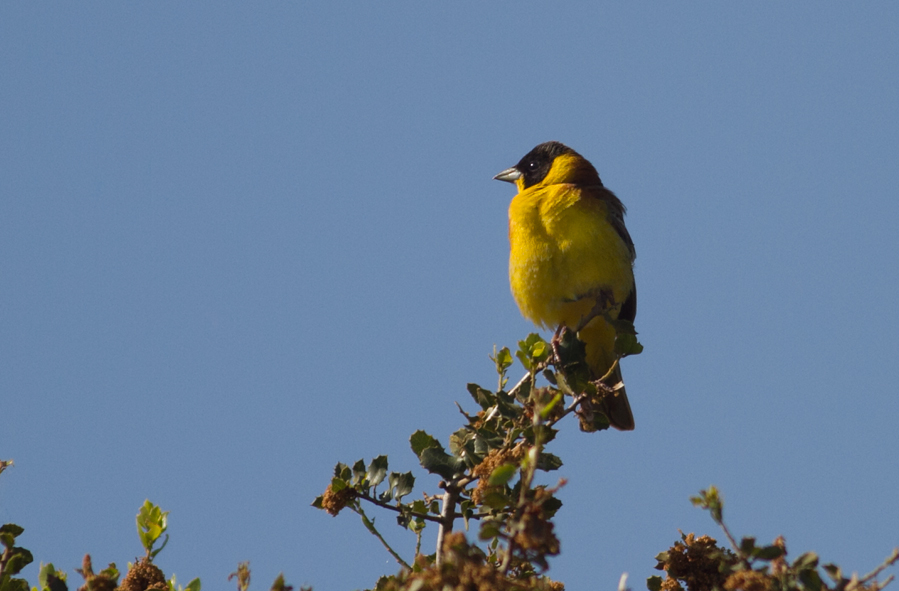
[494,141,637,430]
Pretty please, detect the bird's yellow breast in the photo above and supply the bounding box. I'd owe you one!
[508,183,634,330]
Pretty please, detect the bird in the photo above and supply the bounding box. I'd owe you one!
[494,141,637,431]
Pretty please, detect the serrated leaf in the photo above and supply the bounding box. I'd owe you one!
[367,456,388,488]
[410,430,442,457]
[419,447,459,480]
[467,384,496,410]
[333,462,351,481]
[330,477,347,492]
[532,424,557,445]
[536,453,563,471]
[615,333,644,357]
[311,496,324,508]
[352,459,366,484]
[389,471,415,500]
[541,496,562,517]
[449,428,473,457]
[647,576,663,591]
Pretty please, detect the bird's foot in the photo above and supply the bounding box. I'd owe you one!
[550,324,568,367]
[574,288,618,332]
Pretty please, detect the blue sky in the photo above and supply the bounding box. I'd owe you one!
[2,3,897,590]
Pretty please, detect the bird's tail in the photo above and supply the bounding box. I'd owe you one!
[601,363,634,431]
[578,318,635,431]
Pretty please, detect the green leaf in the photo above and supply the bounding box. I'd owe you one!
[530,424,557,445]
[536,453,563,471]
[367,456,388,488]
[184,578,202,591]
[792,552,819,570]
[3,548,33,576]
[481,491,510,510]
[479,522,503,540]
[739,537,756,556]
[419,447,459,480]
[541,496,563,517]
[554,328,587,364]
[389,471,415,500]
[0,533,14,550]
[691,486,723,523]
[753,545,785,560]
[647,576,663,591]
[449,428,474,458]
[494,390,521,419]
[270,573,288,591]
[615,333,644,357]
[334,462,352,481]
[0,524,24,538]
[39,563,66,591]
[0,578,29,591]
[352,459,366,484]
[467,384,496,410]
[488,463,518,486]
[493,347,513,373]
[514,381,532,407]
[136,500,170,559]
[311,495,324,508]
[99,564,119,581]
[537,392,562,419]
[410,430,442,457]
[514,350,531,371]
[799,568,824,591]
[822,563,842,582]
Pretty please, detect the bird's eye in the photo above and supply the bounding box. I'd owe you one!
[528,161,539,170]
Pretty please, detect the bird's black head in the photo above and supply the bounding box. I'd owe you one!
[513,141,576,189]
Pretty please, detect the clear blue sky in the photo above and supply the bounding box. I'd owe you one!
[2,4,897,590]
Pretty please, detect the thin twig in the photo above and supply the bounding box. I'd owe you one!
[353,504,411,570]
[356,491,443,524]
[718,519,742,558]
[858,548,899,587]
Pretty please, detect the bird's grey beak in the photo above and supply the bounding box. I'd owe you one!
[493,167,522,183]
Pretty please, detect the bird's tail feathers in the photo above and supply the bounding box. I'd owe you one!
[601,364,634,431]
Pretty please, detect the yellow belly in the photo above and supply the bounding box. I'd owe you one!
[509,183,634,378]
[508,184,634,327]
